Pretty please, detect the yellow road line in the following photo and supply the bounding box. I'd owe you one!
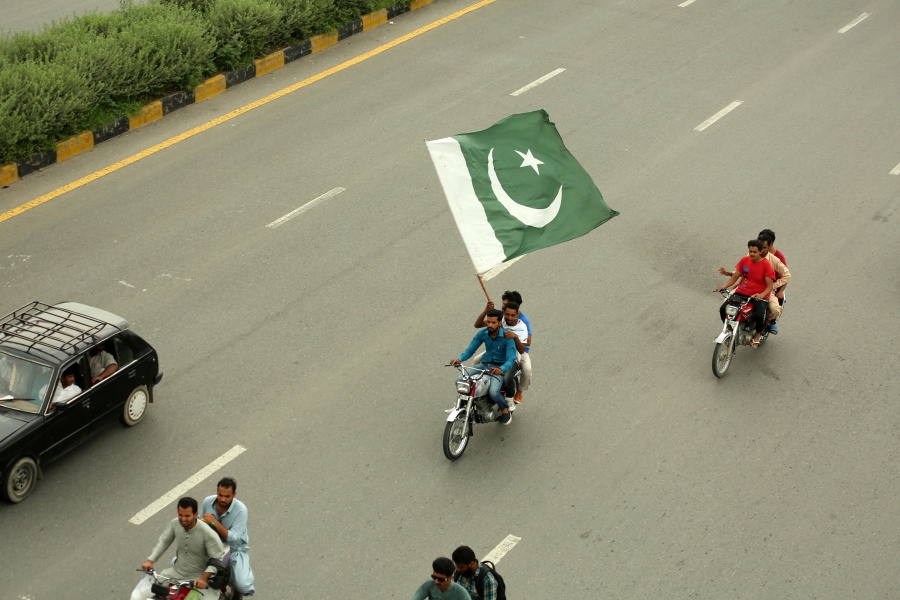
[0,0,495,225]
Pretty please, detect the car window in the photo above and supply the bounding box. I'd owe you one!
[70,357,89,393]
[0,352,54,414]
[119,330,150,357]
[113,335,135,367]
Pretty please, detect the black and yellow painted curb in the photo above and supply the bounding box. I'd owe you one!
[0,0,434,188]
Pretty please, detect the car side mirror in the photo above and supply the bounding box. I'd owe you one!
[53,401,72,411]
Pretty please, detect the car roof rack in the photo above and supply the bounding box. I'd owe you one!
[0,301,118,364]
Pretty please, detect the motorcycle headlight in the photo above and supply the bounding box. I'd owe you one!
[456,382,471,394]
[725,305,739,316]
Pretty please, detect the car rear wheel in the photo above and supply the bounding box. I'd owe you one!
[2,456,38,503]
[122,385,149,426]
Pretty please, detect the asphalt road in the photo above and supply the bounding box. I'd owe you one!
[1,0,898,598]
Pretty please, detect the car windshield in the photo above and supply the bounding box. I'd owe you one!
[0,352,52,414]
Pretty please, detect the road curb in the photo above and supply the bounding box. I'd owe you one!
[0,0,435,188]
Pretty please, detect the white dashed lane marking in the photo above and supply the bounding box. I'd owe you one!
[678,0,697,7]
[838,13,870,33]
[890,162,900,176]
[483,534,522,563]
[694,101,743,132]
[266,187,345,229]
[510,69,566,97]
[129,445,247,525]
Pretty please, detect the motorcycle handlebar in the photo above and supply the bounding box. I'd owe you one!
[446,363,493,375]
[715,290,766,302]
[138,568,195,587]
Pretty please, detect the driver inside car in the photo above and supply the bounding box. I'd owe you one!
[450,309,516,425]
[39,365,82,411]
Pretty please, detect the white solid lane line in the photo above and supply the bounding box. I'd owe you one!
[890,162,900,176]
[129,445,247,525]
[510,68,566,97]
[838,13,870,33]
[482,255,525,281]
[483,534,522,563]
[266,187,346,229]
[678,0,697,7]
[694,101,743,132]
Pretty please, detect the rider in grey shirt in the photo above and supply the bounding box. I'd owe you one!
[131,497,226,600]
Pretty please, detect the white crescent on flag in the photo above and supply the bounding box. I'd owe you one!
[487,148,562,228]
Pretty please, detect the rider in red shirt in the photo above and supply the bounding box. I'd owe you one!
[716,240,776,347]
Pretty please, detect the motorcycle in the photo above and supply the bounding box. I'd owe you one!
[711,290,771,377]
[137,565,233,600]
[443,363,520,461]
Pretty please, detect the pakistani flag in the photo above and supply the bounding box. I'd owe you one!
[427,110,618,274]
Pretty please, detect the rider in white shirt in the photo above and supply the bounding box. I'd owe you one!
[501,301,531,407]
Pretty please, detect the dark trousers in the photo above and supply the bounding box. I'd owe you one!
[720,294,767,334]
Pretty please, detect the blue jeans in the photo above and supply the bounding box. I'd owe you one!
[458,363,508,411]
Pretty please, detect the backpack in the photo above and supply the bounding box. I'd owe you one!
[455,561,507,600]
[205,557,231,590]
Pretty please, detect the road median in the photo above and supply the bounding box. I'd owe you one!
[0,0,437,188]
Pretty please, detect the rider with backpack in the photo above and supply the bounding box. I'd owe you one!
[451,546,507,600]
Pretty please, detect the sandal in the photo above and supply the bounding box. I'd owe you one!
[750,338,760,348]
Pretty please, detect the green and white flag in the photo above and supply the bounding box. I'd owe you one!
[426,110,618,274]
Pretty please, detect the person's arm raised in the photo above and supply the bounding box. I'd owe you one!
[474,301,494,328]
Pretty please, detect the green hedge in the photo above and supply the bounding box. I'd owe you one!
[0,0,406,164]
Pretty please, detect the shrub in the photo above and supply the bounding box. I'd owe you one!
[0,61,96,164]
[104,3,217,96]
[0,3,215,162]
[333,0,373,24]
[207,0,285,70]
[0,4,214,101]
[0,13,124,65]
[159,0,215,12]
[272,0,336,42]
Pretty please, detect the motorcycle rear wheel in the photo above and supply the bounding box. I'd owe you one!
[443,413,470,461]
[712,341,734,378]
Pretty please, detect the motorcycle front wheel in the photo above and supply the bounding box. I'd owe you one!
[712,341,734,378]
[443,413,470,461]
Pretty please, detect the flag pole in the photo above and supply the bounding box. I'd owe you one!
[476,273,492,303]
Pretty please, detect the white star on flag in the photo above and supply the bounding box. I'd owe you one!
[515,149,544,174]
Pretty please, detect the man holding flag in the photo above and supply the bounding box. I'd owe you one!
[432,110,617,425]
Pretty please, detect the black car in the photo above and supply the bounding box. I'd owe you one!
[0,301,162,503]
